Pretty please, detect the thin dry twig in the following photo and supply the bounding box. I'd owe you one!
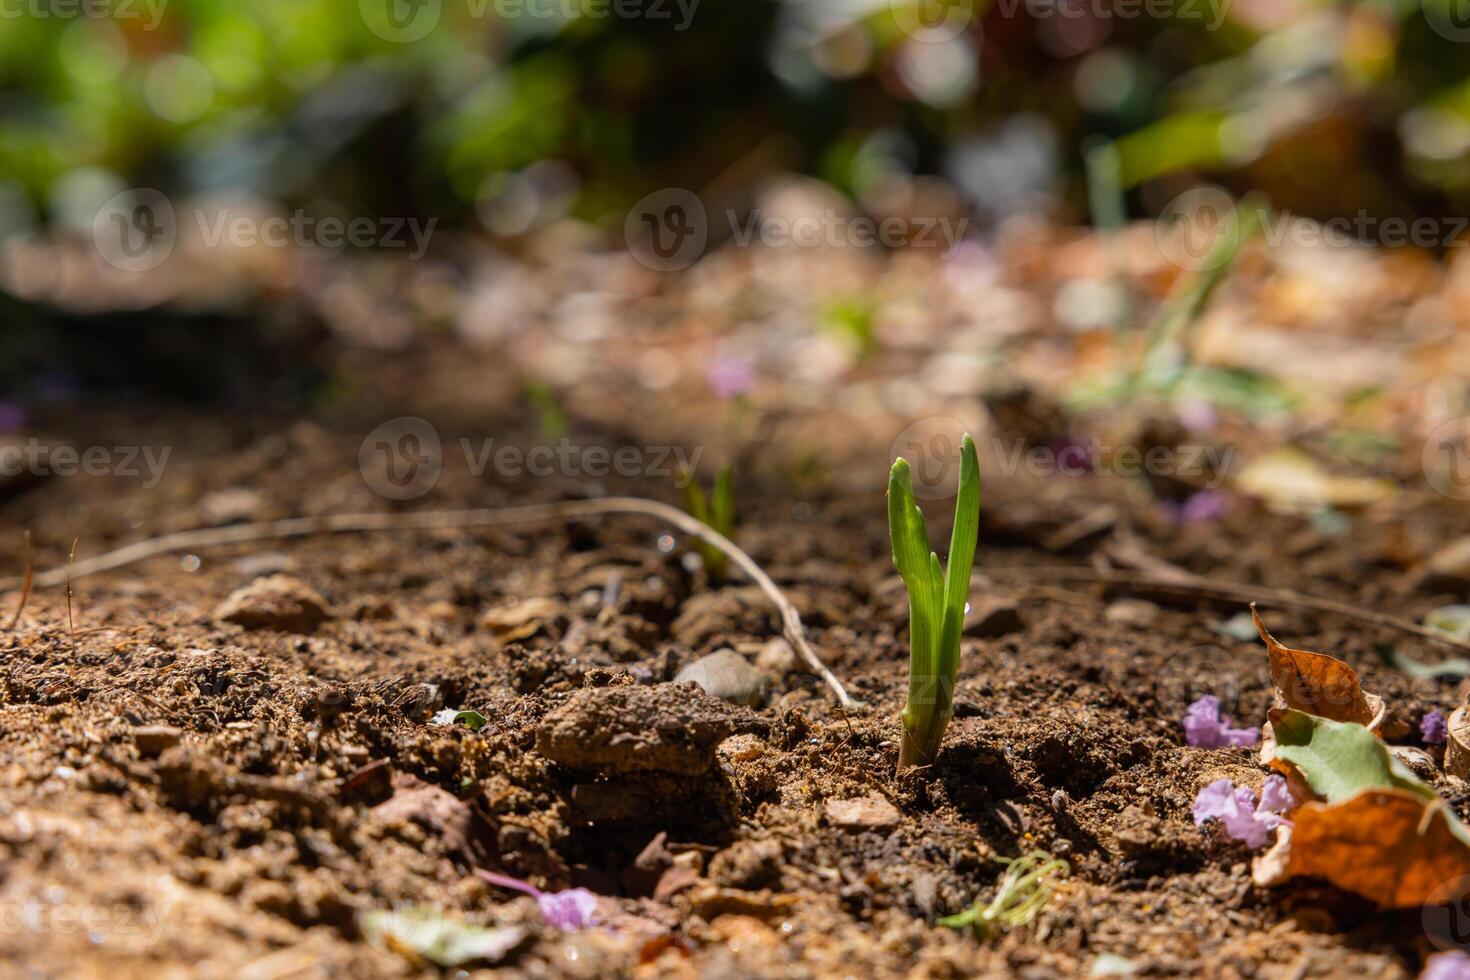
[990,565,1470,655]
[7,530,33,630]
[2,500,859,708]
[65,537,78,652]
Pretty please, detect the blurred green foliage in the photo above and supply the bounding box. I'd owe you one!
[2,0,1470,231]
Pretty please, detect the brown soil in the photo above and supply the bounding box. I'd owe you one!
[2,240,1468,978]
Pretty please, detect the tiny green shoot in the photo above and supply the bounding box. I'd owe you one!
[938,851,1069,939]
[523,382,569,440]
[431,708,488,731]
[889,433,979,769]
[681,463,735,583]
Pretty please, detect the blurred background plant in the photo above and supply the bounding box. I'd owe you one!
[3,0,1470,244]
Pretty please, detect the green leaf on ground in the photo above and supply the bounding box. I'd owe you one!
[1271,709,1435,803]
[1380,643,1470,680]
[1425,604,1470,641]
[431,709,488,731]
[360,908,526,967]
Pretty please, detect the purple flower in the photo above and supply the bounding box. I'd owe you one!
[536,888,597,930]
[1256,774,1295,814]
[1193,778,1288,849]
[706,355,754,400]
[1423,709,1449,746]
[1424,952,1470,980]
[1162,490,1230,526]
[478,871,597,930]
[1183,696,1259,748]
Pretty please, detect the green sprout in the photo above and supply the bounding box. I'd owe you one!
[938,851,1069,940]
[889,433,979,769]
[681,463,734,583]
[524,382,568,440]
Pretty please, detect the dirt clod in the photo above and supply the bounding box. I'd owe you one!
[963,596,1025,638]
[823,794,902,831]
[132,725,183,758]
[536,682,758,775]
[214,574,333,633]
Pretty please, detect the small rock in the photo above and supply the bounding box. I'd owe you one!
[368,773,497,866]
[963,596,1024,638]
[676,650,768,707]
[653,864,700,902]
[823,794,901,831]
[621,831,674,897]
[352,596,397,622]
[686,886,798,922]
[717,733,767,765]
[710,837,784,889]
[201,487,264,525]
[536,682,756,775]
[755,638,801,678]
[132,725,183,758]
[910,872,939,917]
[214,575,332,633]
[1425,537,1470,590]
[1105,599,1160,628]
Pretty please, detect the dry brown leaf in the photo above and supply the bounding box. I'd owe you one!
[1252,607,1384,729]
[1253,788,1470,908]
[480,597,566,641]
